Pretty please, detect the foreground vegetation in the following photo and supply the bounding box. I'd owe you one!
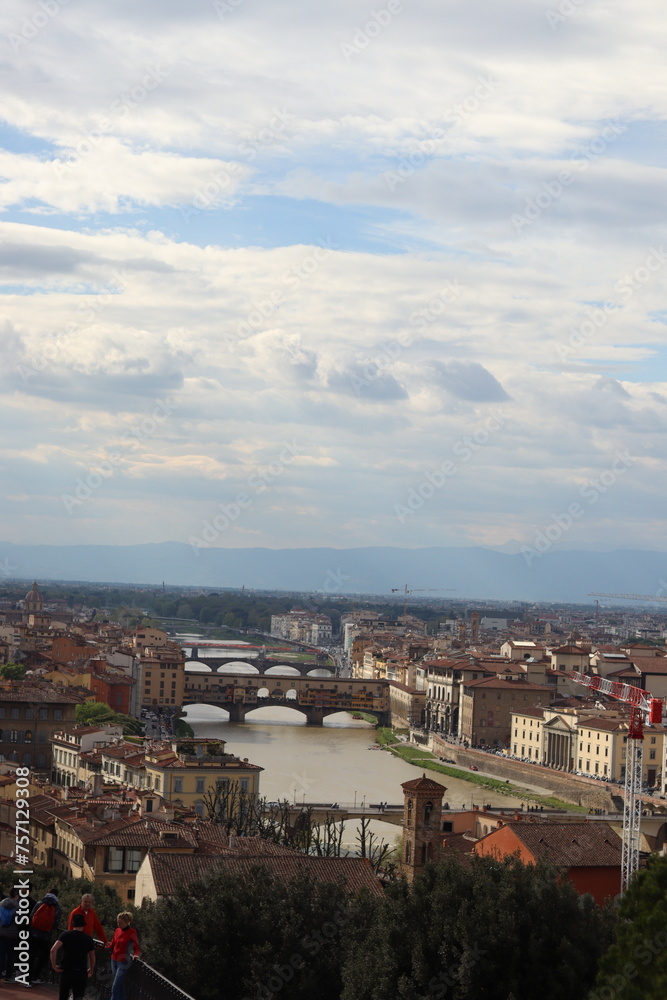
[4,849,667,997]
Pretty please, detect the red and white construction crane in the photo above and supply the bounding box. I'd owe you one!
[391,585,456,617]
[571,670,663,892]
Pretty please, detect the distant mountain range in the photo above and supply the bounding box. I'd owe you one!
[1,541,667,605]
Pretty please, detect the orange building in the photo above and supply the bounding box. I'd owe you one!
[473,821,622,904]
[90,670,134,714]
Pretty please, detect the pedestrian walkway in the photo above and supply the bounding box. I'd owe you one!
[1,983,54,999]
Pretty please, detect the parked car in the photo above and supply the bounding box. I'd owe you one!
[470,765,479,771]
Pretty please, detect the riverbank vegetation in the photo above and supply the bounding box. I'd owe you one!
[375,727,588,812]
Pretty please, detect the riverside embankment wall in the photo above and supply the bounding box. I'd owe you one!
[430,735,626,812]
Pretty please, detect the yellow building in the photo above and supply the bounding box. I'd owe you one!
[511,706,545,762]
[143,738,262,815]
[576,717,665,785]
[139,644,186,709]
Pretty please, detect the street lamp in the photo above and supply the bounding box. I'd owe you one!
[354,790,357,808]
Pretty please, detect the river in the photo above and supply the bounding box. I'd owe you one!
[179,640,526,851]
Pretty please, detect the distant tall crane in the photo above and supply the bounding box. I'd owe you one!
[391,585,456,617]
[588,592,667,604]
[571,670,663,892]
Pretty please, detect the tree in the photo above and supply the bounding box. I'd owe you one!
[75,701,116,725]
[0,663,26,680]
[75,701,142,736]
[341,855,616,1000]
[140,864,364,1000]
[592,856,667,1000]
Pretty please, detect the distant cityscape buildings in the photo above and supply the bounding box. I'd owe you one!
[0,580,665,907]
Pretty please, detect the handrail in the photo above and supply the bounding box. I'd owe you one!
[126,959,198,1000]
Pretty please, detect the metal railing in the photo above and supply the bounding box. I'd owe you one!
[44,943,195,1000]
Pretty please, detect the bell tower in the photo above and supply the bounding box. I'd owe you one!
[401,774,447,881]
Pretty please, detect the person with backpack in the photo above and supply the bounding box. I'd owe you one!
[67,894,107,944]
[50,913,95,1000]
[0,888,20,982]
[29,889,62,984]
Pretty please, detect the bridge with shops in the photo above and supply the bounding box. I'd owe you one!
[183,672,389,725]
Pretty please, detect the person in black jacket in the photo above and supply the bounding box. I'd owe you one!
[50,913,96,1000]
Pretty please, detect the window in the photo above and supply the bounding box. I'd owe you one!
[22,753,31,765]
[10,731,18,743]
[37,754,46,768]
[649,750,656,760]
[241,779,248,793]
[107,847,124,872]
[24,730,32,743]
[174,778,183,793]
[196,778,205,794]
[24,709,33,720]
[0,708,4,719]
[11,708,19,720]
[39,709,47,720]
[146,799,153,813]
[54,709,62,721]
[126,849,142,873]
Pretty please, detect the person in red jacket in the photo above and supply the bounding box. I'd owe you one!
[107,912,140,1000]
[67,895,107,944]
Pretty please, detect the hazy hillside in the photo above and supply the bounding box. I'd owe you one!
[1,541,666,604]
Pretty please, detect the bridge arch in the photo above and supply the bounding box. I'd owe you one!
[264,664,301,677]
[185,661,213,673]
[216,662,260,675]
[243,703,308,723]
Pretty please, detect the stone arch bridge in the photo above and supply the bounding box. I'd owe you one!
[187,647,334,677]
[183,672,389,725]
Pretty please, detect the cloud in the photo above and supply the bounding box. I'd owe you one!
[430,361,510,402]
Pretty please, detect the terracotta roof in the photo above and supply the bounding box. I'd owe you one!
[441,833,476,856]
[512,706,546,719]
[464,677,552,692]
[401,775,447,793]
[551,645,588,655]
[85,819,198,848]
[0,685,82,704]
[496,822,622,868]
[147,852,384,897]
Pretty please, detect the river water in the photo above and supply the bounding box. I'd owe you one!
[179,640,525,850]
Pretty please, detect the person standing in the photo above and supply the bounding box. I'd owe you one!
[30,889,62,984]
[0,888,20,982]
[68,894,108,943]
[108,912,140,1000]
[50,913,96,1000]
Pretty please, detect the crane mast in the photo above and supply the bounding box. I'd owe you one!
[571,670,663,893]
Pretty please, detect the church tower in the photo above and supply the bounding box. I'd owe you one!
[401,774,447,881]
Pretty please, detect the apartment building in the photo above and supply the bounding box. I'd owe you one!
[51,724,123,787]
[0,682,83,770]
[460,676,552,746]
[270,611,333,645]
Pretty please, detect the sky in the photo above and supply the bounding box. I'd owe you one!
[1,0,667,557]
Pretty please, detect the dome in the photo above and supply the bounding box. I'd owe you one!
[24,582,44,611]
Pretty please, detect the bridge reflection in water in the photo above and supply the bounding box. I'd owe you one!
[183,671,389,725]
